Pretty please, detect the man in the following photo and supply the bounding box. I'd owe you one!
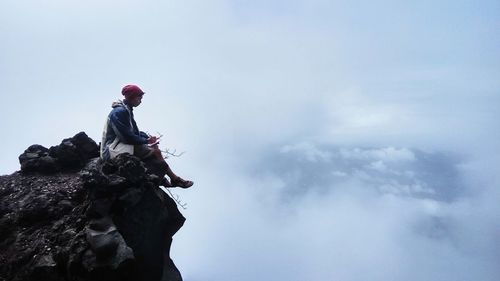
[101,84,193,188]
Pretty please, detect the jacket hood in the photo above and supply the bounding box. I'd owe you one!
[111,100,126,108]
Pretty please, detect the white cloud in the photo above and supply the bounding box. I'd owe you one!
[280,142,332,162]
[1,0,499,280]
[340,147,416,162]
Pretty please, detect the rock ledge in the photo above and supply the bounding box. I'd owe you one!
[0,132,185,281]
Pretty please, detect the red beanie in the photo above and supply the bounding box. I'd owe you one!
[122,84,145,98]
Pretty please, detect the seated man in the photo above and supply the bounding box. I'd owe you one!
[101,84,193,188]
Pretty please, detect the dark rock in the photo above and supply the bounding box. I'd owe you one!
[49,140,81,167]
[1,133,186,281]
[101,161,118,175]
[71,132,100,160]
[17,195,51,226]
[113,185,185,281]
[29,254,62,281]
[19,145,60,173]
[117,188,144,208]
[114,154,147,184]
[106,174,128,193]
[80,158,109,191]
[86,198,114,219]
[88,216,115,232]
[49,132,99,170]
[80,246,135,281]
[58,199,74,213]
[20,132,99,174]
[86,219,121,259]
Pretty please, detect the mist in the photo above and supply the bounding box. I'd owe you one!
[1,0,499,280]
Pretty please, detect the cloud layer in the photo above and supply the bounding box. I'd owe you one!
[175,143,499,281]
[1,1,499,280]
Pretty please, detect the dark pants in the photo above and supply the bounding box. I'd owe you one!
[135,144,169,179]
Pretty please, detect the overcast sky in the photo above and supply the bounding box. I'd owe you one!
[1,1,499,280]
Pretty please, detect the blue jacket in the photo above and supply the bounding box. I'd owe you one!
[101,100,149,160]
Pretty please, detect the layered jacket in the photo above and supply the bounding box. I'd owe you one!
[100,100,149,160]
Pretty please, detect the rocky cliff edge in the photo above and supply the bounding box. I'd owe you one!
[0,132,185,281]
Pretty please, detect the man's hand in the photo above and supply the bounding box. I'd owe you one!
[148,136,158,144]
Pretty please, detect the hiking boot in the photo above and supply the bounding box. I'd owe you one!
[170,177,193,189]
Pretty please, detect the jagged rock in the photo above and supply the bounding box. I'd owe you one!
[49,140,81,167]
[18,145,59,173]
[19,132,99,174]
[82,154,185,281]
[86,217,121,258]
[83,216,135,279]
[113,154,148,184]
[107,174,128,191]
[70,132,101,159]
[48,132,99,169]
[0,132,186,281]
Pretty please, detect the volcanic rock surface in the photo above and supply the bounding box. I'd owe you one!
[0,132,185,281]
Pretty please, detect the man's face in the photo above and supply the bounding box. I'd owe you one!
[127,94,143,107]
